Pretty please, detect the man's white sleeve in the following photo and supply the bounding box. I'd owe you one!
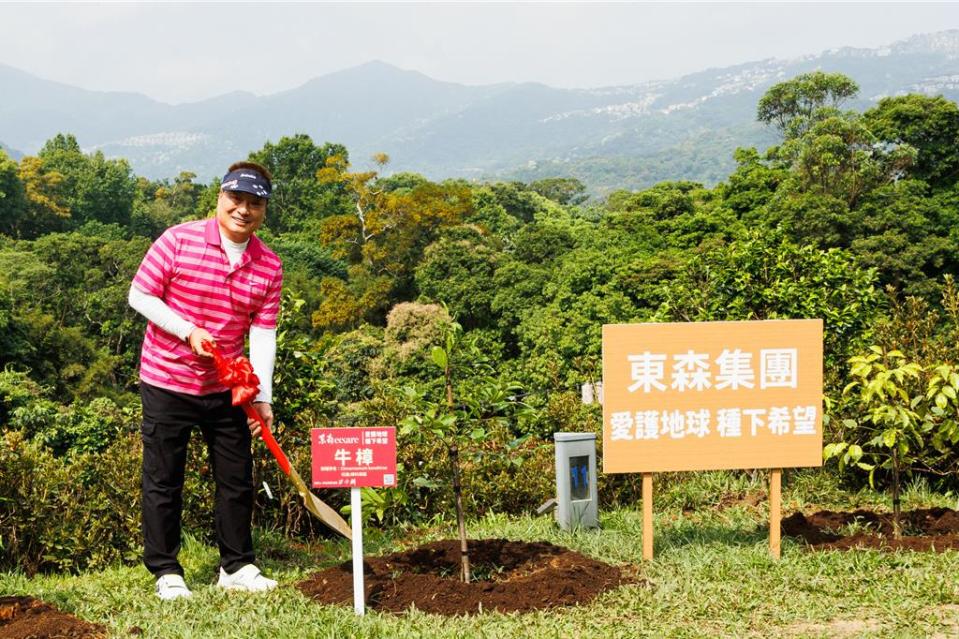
[249,326,277,405]
[128,284,196,341]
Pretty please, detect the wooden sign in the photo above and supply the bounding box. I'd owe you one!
[602,319,823,560]
[602,319,823,473]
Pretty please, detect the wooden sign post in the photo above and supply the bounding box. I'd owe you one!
[642,473,653,560]
[770,468,782,559]
[602,320,823,560]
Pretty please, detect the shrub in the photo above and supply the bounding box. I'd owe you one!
[0,369,45,425]
[0,426,225,573]
[10,396,130,456]
[0,431,141,573]
[377,302,451,381]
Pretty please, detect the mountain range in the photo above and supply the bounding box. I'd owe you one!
[2,30,959,193]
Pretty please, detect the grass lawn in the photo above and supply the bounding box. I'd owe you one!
[2,471,958,638]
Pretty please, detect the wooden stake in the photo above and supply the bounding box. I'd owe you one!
[769,468,782,560]
[642,472,654,560]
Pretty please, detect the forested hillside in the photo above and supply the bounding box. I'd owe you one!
[2,31,958,192]
[2,72,959,571]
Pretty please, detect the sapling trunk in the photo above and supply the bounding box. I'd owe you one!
[447,363,471,583]
[449,444,471,583]
[891,446,902,539]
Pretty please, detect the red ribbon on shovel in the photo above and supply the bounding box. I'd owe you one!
[204,341,351,539]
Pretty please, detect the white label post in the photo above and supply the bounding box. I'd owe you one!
[350,487,365,615]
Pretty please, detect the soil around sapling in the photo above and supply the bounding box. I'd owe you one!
[782,507,959,551]
[0,596,106,639]
[296,538,632,615]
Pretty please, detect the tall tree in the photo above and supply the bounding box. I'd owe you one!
[529,177,588,206]
[314,154,473,328]
[37,134,137,228]
[318,154,472,281]
[0,151,27,238]
[248,134,352,233]
[15,157,70,238]
[863,95,959,189]
[757,71,860,138]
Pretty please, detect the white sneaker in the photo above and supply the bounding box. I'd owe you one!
[156,574,192,600]
[217,564,277,592]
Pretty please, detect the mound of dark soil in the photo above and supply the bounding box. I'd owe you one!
[783,507,959,551]
[296,538,630,615]
[0,596,105,639]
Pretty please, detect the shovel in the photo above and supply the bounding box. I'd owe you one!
[242,404,352,539]
[205,341,352,539]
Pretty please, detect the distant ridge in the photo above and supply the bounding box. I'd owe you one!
[1,30,958,191]
[0,141,23,161]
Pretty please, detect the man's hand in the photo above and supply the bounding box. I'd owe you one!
[248,402,273,438]
[188,328,215,357]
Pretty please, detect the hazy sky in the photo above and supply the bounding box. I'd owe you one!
[2,2,958,104]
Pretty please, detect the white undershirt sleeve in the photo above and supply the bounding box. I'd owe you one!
[128,284,196,342]
[249,325,277,405]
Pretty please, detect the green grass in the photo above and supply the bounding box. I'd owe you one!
[3,472,959,638]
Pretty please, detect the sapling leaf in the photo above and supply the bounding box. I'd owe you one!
[883,430,897,448]
[412,476,440,489]
[431,347,448,369]
[823,442,847,459]
[936,394,948,411]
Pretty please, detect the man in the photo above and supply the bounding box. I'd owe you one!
[129,161,283,600]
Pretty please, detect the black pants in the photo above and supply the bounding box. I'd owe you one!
[140,382,255,578]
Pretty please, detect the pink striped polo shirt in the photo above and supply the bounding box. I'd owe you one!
[132,218,283,396]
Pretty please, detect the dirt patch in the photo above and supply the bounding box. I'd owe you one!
[783,507,959,551]
[296,538,631,615]
[927,604,959,639]
[717,491,767,510]
[0,596,106,639]
[785,618,880,637]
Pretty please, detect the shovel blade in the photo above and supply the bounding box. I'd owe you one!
[287,467,352,540]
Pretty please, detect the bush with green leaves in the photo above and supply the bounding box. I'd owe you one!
[0,369,45,424]
[10,396,132,456]
[656,230,881,373]
[0,425,307,572]
[825,347,959,535]
[0,431,142,573]
[376,301,452,382]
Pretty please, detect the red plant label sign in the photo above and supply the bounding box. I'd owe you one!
[310,427,397,489]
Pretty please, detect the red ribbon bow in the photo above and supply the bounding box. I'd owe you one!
[207,343,260,406]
